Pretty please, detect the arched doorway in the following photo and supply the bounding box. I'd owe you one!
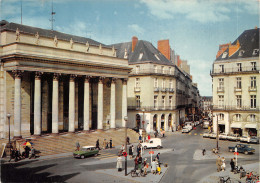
[168,114,172,130]
[153,114,157,131]
[161,114,165,130]
[136,114,141,128]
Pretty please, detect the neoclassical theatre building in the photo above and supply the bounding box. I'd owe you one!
[0,20,130,139]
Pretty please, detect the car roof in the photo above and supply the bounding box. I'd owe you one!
[82,146,96,148]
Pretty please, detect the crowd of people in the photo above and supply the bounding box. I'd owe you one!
[9,144,38,162]
[95,138,113,150]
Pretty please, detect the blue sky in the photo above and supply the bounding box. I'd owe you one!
[1,0,259,96]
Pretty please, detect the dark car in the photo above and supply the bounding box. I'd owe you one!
[228,144,255,155]
[73,146,99,159]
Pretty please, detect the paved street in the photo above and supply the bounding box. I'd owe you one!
[1,126,259,183]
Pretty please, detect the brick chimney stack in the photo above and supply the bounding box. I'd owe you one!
[157,39,170,60]
[132,36,138,52]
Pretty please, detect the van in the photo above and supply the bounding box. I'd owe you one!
[141,138,162,149]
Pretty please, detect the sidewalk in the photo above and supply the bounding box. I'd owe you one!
[199,162,260,183]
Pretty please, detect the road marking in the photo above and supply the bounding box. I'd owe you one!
[94,152,117,160]
[200,134,203,136]
[194,133,197,135]
[189,133,191,135]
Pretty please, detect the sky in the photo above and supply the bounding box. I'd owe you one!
[0,0,259,96]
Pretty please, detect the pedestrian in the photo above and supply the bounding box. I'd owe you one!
[144,163,149,175]
[75,141,80,151]
[109,138,113,148]
[138,154,142,170]
[156,152,160,165]
[129,145,133,158]
[151,159,157,174]
[147,134,151,141]
[29,147,36,159]
[154,130,158,138]
[106,141,109,149]
[221,157,226,171]
[103,139,107,149]
[127,136,130,145]
[134,156,138,170]
[14,148,21,162]
[96,139,100,150]
[143,158,148,175]
[116,155,123,171]
[121,144,125,152]
[8,148,15,162]
[230,158,235,172]
[157,164,161,175]
[139,135,142,143]
[202,149,206,156]
[216,156,222,172]
[137,144,141,157]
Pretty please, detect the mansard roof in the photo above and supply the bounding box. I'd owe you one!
[112,40,173,66]
[0,20,107,47]
[216,28,259,61]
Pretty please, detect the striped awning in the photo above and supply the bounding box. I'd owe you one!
[230,123,243,128]
[244,123,257,129]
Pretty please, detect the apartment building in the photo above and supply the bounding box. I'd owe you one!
[113,37,200,133]
[211,27,259,137]
[201,96,213,118]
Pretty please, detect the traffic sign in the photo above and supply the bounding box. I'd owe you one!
[123,151,127,157]
[149,151,154,154]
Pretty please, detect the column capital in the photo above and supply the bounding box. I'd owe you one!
[53,73,61,81]
[84,75,92,83]
[122,78,128,85]
[35,72,43,79]
[70,74,77,81]
[111,77,117,84]
[12,70,23,78]
[98,76,105,84]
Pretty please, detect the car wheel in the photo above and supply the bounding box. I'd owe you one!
[244,151,248,155]
[144,146,147,150]
[229,149,233,152]
[157,145,160,149]
[80,155,85,159]
[94,153,98,157]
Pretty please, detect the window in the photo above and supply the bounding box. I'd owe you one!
[154,96,158,108]
[238,50,245,57]
[236,77,241,89]
[136,95,140,108]
[136,66,140,74]
[236,95,242,108]
[169,67,172,74]
[251,76,256,88]
[235,114,241,121]
[124,48,128,59]
[252,49,259,56]
[162,78,166,89]
[250,114,256,122]
[154,65,158,73]
[251,62,256,71]
[219,78,224,88]
[138,53,143,60]
[237,63,242,71]
[250,95,256,108]
[169,96,172,107]
[162,96,165,108]
[154,78,158,87]
[161,66,164,74]
[169,79,173,89]
[218,95,224,107]
[219,65,224,72]
[135,78,140,87]
[222,52,227,58]
[219,113,224,120]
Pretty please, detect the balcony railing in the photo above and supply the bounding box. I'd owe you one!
[130,68,177,76]
[248,86,257,92]
[213,105,259,111]
[217,87,224,93]
[210,66,259,75]
[169,88,174,93]
[234,87,242,92]
[154,87,159,92]
[134,87,141,92]
[128,105,177,111]
[161,88,166,92]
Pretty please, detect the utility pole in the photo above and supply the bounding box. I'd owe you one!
[50,0,55,30]
[20,0,23,24]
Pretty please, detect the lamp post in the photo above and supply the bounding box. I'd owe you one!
[6,113,12,148]
[124,116,128,176]
[216,114,219,151]
[142,108,145,130]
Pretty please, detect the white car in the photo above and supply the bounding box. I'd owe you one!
[240,136,250,143]
[203,132,210,138]
[219,133,229,140]
[227,134,240,141]
[209,133,217,139]
[141,138,162,149]
[182,127,190,133]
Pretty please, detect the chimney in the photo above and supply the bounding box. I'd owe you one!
[157,39,170,60]
[132,36,138,52]
[177,55,182,67]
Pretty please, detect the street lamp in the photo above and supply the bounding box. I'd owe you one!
[6,113,12,148]
[124,116,128,176]
[142,108,145,130]
[216,114,219,151]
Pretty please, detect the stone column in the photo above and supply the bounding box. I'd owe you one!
[110,78,116,129]
[83,76,91,131]
[97,77,104,130]
[165,115,168,131]
[13,70,22,138]
[34,72,42,136]
[225,113,230,134]
[52,73,60,134]
[122,79,127,127]
[69,75,76,132]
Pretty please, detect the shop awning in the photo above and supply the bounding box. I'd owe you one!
[244,123,257,129]
[230,123,243,128]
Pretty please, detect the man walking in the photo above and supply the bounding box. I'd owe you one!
[216,156,222,172]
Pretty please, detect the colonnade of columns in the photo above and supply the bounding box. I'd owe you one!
[11,70,128,138]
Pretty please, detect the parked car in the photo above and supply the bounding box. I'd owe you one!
[249,136,259,144]
[185,122,194,127]
[209,133,217,139]
[141,138,162,149]
[240,136,250,143]
[203,132,210,138]
[182,126,191,133]
[227,134,240,141]
[228,144,255,154]
[203,121,210,129]
[219,133,229,140]
[73,146,99,159]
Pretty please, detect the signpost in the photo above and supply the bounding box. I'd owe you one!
[149,150,154,166]
[235,147,238,166]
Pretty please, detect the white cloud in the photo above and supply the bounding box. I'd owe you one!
[139,0,258,23]
[128,24,145,34]
[56,20,90,37]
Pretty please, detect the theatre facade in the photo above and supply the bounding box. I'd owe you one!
[0,21,130,139]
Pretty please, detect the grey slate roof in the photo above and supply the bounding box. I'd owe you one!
[111,40,173,66]
[216,28,259,61]
[0,20,107,47]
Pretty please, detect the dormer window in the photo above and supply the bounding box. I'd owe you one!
[124,48,128,59]
[238,50,245,57]
[138,53,143,60]
[252,49,259,56]
[222,52,228,58]
[154,54,160,60]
